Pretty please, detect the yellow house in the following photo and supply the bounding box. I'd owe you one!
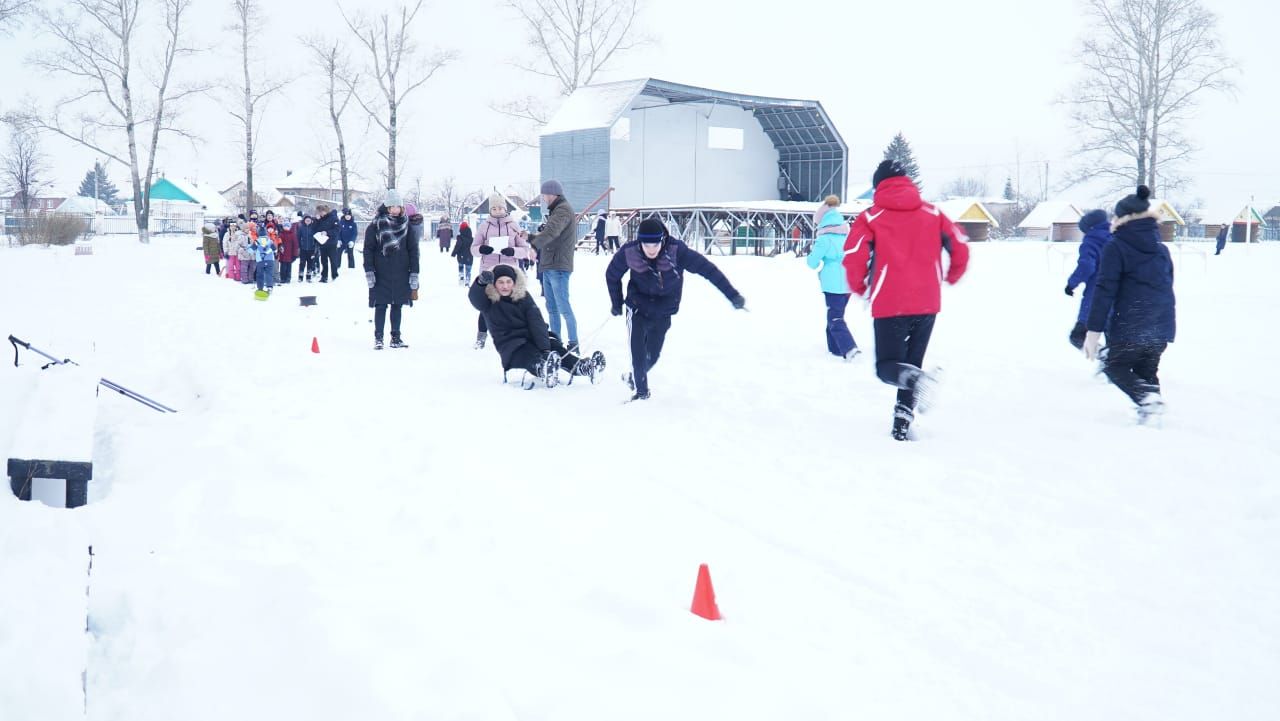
[936,199,1000,241]
[1148,198,1186,241]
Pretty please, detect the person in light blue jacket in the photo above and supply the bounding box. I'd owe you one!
[806,195,860,359]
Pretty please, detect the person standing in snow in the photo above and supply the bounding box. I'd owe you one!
[606,218,745,402]
[364,190,420,350]
[1083,185,1176,424]
[437,215,453,253]
[842,160,970,441]
[605,211,622,252]
[252,233,277,293]
[472,193,529,348]
[1065,209,1112,350]
[594,210,608,254]
[1214,224,1228,256]
[237,223,257,285]
[806,194,859,360]
[297,215,317,283]
[527,180,580,351]
[339,208,359,269]
[202,224,222,276]
[469,265,603,386]
[311,204,341,282]
[451,224,474,286]
[277,217,299,283]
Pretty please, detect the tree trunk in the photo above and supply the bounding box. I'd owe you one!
[121,63,147,242]
[387,99,397,189]
[243,23,254,217]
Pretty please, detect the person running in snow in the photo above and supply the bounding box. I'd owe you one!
[469,264,604,387]
[806,194,860,360]
[1065,209,1113,350]
[202,224,222,276]
[1083,185,1176,425]
[364,190,420,350]
[437,215,453,253]
[842,160,970,441]
[605,218,745,402]
[451,224,475,286]
[339,208,359,269]
[527,180,580,352]
[473,192,530,349]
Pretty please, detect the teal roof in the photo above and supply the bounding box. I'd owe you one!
[149,177,199,203]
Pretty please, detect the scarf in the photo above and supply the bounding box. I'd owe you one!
[375,212,409,256]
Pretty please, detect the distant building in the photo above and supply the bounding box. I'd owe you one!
[2,194,66,212]
[1019,201,1083,241]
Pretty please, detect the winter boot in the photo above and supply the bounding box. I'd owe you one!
[628,390,651,402]
[474,332,487,350]
[538,351,561,388]
[390,335,408,349]
[891,403,915,441]
[1137,391,1165,427]
[911,368,940,414]
[374,337,384,350]
[622,372,635,392]
[843,347,861,362]
[565,340,580,355]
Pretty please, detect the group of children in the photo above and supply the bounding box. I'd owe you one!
[200,206,361,295]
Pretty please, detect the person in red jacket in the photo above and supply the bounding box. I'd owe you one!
[277,218,300,284]
[843,160,970,441]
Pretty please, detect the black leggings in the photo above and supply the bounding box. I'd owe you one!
[374,304,403,339]
[873,314,936,410]
[478,313,487,334]
[627,309,672,395]
[205,262,221,275]
[507,332,583,375]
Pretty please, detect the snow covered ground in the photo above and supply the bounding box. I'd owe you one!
[1,234,1277,721]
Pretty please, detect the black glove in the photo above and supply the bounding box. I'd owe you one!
[611,305,623,317]
[731,294,746,310]
[1064,284,1075,297]
[477,270,494,286]
[499,247,515,256]
[478,245,494,255]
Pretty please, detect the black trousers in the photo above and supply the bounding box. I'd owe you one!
[344,244,355,268]
[507,333,582,375]
[205,261,221,275]
[374,304,403,339]
[1103,342,1166,404]
[873,314,936,409]
[478,313,488,334]
[280,260,293,283]
[627,309,672,395]
[321,246,340,280]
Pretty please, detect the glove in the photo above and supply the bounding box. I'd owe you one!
[477,270,494,286]
[365,271,376,289]
[409,273,419,291]
[1064,284,1075,297]
[731,294,747,310]
[1083,331,1102,360]
[611,305,622,317]
[478,245,494,255]
[500,247,515,256]
[411,289,419,301]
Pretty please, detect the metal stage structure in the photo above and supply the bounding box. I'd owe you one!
[613,200,869,256]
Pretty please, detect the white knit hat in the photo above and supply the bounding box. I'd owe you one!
[384,188,404,208]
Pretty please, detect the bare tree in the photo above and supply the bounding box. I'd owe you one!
[941,176,989,199]
[307,37,356,208]
[226,0,288,215]
[0,123,50,216]
[429,176,463,219]
[340,0,457,190]
[1062,0,1235,195]
[0,0,35,29]
[5,0,204,244]
[491,0,644,149]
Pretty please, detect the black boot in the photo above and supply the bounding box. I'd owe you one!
[891,403,914,441]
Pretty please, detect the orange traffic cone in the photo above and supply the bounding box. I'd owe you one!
[311,337,320,354]
[690,563,721,621]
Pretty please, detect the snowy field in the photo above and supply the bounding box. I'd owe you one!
[1,234,1277,720]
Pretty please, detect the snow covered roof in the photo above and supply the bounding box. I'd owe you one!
[936,199,999,227]
[621,199,871,215]
[540,79,648,135]
[54,196,115,215]
[1147,199,1185,225]
[1019,201,1082,228]
[166,177,238,216]
[1195,203,1264,225]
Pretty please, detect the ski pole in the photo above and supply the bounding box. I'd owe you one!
[9,334,73,368]
[9,335,178,413]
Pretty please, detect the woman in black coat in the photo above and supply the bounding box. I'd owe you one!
[467,265,602,386]
[363,195,420,350]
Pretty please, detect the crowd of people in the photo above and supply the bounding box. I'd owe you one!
[197,162,1175,439]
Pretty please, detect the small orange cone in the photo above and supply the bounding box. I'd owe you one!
[311,337,320,354]
[690,563,722,621]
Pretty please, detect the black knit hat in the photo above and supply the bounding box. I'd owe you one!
[493,265,517,283]
[872,159,907,189]
[1114,185,1152,218]
[636,218,667,244]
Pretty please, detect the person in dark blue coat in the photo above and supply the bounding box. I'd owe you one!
[605,218,745,401]
[296,215,316,282]
[1084,185,1176,423]
[339,208,359,269]
[311,204,342,282]
[1214,224,1228,255]
[1065,208,1112,349]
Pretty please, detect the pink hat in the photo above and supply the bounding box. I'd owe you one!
[405,203,418,217]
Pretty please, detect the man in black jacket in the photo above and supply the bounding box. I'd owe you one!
[605,218,745,401]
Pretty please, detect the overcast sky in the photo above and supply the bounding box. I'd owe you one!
[1,0,1274,214]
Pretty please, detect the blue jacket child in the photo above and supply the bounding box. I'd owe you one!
[807,207,851,294]
[1065,208,1112,349]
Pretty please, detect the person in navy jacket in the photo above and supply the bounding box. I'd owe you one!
[842,160,970,441]
[1065,209,1112,349]
[605,218,745,401]
[311,204,342,282]
[339,208,359,269]
[1084,185,1176,423]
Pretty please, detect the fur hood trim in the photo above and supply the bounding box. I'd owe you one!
[1111,208,1164,232]
[483,266,529,303]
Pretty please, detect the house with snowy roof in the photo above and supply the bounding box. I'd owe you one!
[540,78,848,212]
[1018,201,1083,241]
[935,198,1000,241]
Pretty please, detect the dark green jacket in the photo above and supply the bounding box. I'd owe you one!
[529,196,576,272]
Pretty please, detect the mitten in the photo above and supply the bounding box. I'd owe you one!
[365,271,376,289]
[411,289,419,301]
[731,294,747,310]
[477,270,494,286]
[479,245,494,255]
[409,273,419,290]
[500,247,515,256]
[1064,284,1075,297]
[611,305,623,317]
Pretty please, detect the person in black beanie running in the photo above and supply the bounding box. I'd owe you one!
[605,218,745,401]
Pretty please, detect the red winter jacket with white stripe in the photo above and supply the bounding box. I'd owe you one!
[841,176,970,319]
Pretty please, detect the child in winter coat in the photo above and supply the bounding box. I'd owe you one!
[235,226,256,284]
[339,209,359,269]
[451,229,474,285]
[202,224,222,276]
[806,195,859,359]
[472,195,529,348]
[1084,186,1176,424]
[1065,209,1112,350]
[469,264,603,385]
[606,218,745,401]
[253,234,277,292]
[277,219,299,283]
